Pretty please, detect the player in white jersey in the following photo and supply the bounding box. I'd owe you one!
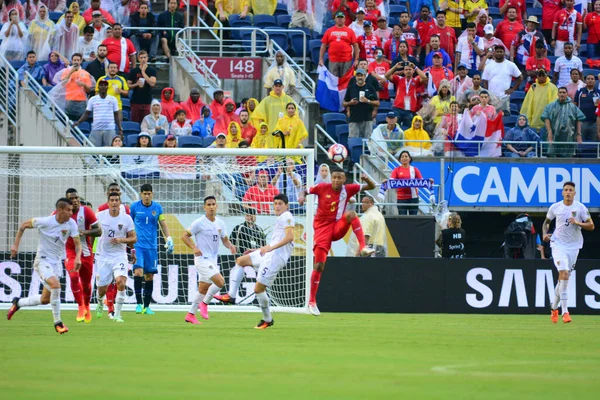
[92,193,137,323]
[543,182,594,324]
[7,198,82,334]
[229,194,295,329]
[181,196,236,324]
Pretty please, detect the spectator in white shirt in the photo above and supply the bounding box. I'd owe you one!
[73,79,122,146]
[170,109,193,136]
[553,42,583,88]
[76,26,100,61]
[349,7,367,37]
[481,45,523,112]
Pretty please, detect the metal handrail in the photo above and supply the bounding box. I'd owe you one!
[176,35,222,89]
[314,124,342,168]
[0,54,19,127]
[197,1,222,43]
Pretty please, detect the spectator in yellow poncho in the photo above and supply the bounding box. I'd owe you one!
[215,0,250,23]
[250,122,270,163]
[272,102,308,164]
[250,0,277,15]
[403,115,433,156]
[57,2,86,34]
[246,97,258,123]
[520,69,558,131]
[226,121,244,148]
[252,79,295,132]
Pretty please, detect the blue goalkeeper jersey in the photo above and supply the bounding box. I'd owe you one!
[130,200,164,249]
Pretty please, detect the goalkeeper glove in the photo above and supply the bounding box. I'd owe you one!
[165,236,174,254]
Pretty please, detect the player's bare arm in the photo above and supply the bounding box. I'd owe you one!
[10,219,34,258]
[542,218,553,242]
[221,236,237,255]
[360,174,377,191]
[261,226,294,256]
[72,236,83,272]
[80,225,102,237]
[159,218,174,253]
[569,217,595,231]
[181,230,202,256]
[110,230,137,246]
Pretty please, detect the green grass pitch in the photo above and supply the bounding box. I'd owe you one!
[1,311,599,399]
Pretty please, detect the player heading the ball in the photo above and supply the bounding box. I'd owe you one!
[181,196,236,324]
[8,198,82,334]
[299,167,377,316]
[543,182,594,324]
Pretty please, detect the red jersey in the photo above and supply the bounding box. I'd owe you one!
[525,57,551,89]
[97,203,131,214]
[364,8,381,25]
[309,183,361,225]
[554,8,582,42]
[425,25,457,62]
[322,26,358,63]
[102,37,137,73]
[240,123,257,144]
[56,206,96,257]
[368,60,391,99]
[585,12,600,44]
[495,20,524,50]
[542,0,563,30]
[242,184,280,214]
[330,0,359,26]
[412,18,436,47]
[499,0,527,23]
[400,26,420,56]
[358,33,382,63]
[390,166,423,200]
[391,75,424,112]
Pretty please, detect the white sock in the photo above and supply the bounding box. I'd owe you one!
[228,265,244,298]
[114,290,126,318]
[552,282,561,310]
[50,288,61,323]
[189,292,204,314]
[17,295,42,308]
[202,284,222,305]
[97,289,105,306]
[560,279,569,314]
[256,291,272,322]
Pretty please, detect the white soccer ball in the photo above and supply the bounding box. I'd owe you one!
[328,144,348,164]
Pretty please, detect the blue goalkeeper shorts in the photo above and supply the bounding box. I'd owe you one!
[133,247,158,274]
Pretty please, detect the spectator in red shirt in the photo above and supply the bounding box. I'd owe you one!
[368,48,391,100]
[102,23,136,74]
[160,87,179,122]
[320,12,360,78]
[399,11,421,58]
[389,150,423,215]
[330,0,359,26]
[425,10,457,63]
[424,52,455,96]
[412,5,436,57]
[495,7,524,51]
[385,61,428,128]
[525,41,551,90]
[584,1,600,60]
[180,87,206,123]
[363,0,381,25]
[82,0,115,25]
[542,0,563,43]
[239,110,256,144]
[242,170,280,215]
[384,25,403,63]
[499,0,527,23]
[358,21,382,63]
[552,0,583,56]
[209,89,226,120]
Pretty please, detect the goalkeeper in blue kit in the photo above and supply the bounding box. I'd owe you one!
[130,184,174,314]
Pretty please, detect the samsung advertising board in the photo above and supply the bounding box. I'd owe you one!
[416,161,600,209]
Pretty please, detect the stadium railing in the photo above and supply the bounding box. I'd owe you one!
[0,54,19,127]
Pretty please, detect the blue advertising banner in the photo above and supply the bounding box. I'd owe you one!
[415,161,600,208]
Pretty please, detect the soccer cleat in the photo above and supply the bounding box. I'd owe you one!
[108,311,115,320]
[113,316,125,323]
[7,297,20,320]
[308,302,321,316]
[214,294,236,304]
[84,306,92,324]
[135,304,143,314]
[185,313,201,325]
[54,321,69,334]
[95,302,103,318]
[142,307,155,315]
[562,312,572,323]
[199,302,209,320]
[76,306,86,322]
[359,246,376,257]
[551,309,559,324]
[254,319,274,330]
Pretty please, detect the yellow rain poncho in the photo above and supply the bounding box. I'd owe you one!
[520,78,558,130]
[404,115,432,150]
[252,90,295,133]
[271,108,308,164]
[57,2,86,34]
[215,0,250,19]
[250,0,277,15]
[226,121,243,148]
[250,122,270,162]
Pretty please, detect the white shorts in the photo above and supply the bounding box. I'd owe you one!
[33,257,62,290]
[551,247,579,272]
[249,250,287,287]
[95,258,128,287]
[194,256,220,284]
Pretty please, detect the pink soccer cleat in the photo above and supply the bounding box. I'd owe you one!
[7,297,20,320]
[198,302,209,320]
[185,313,201,325]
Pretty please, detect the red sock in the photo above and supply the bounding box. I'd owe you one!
[79,268,93,307]
[351,217,366,249]
[106,283,116,313]
[310,270,322,304]
[69,272,83,307]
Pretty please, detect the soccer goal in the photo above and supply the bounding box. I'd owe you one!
[0,145,315,314]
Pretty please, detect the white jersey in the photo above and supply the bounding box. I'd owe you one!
[269,211,295,261]
[546,200,590,250]
[95,210,135,261]
[187,216,227,261]
[32,216,79,263]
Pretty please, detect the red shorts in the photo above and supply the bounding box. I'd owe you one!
[313,218,351,263]
[65,254,94,274]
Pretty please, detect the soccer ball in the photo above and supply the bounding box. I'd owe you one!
[328,144,348,164]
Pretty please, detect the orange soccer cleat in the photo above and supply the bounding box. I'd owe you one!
[562,313,572,324]
[551,309,559,324]
[84,306,92,324]
[76,306,86,322]
[254,319,274,330]
[214,294,235,304]
[54,321,69,334]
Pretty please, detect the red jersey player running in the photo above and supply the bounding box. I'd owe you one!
[299,167,376,316]
[64,188,100,323]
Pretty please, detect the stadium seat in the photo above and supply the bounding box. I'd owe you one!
[9,60,25,70]
[387,17,399,27]
[577,143,599,158]
[509,103,520,115]
[122,121,141,136]
[202,136,216,147]
[78,122,91,134]
[348,137,364,164]
[153,134,167,147]
[264,29,289,51]
[502,115,519,128]
[241,30,268,54]
[547,56,558,65]
[125,135,139,147]
[510,91,526,103]
[121,110,130,121]
[376,113,387,125]
[322,113,347,138]
[581,68,600,78]
[253,14,277,28]
[121,98,130,109]
[309,39,323,65]
[274,3,288,16]
[389,4,407,17]
[276,14,292,28]
[49,11,62,23]
[579,44,588,57]
[528,8,542,18]
[335,124,349,149]
[178,136,203,148]
[288,29,311,56]
[230,19,253,40]
[378,100,392,113]
[42,85,53,93]
[487,7,501,18]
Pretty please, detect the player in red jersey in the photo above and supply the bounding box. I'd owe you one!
[65,189,100,323]
[299,167,376,316]
[96,182,131,318]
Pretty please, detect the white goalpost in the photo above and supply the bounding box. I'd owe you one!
[0,146,315,314]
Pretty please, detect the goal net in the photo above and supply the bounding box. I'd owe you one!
[0,146,314,313]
